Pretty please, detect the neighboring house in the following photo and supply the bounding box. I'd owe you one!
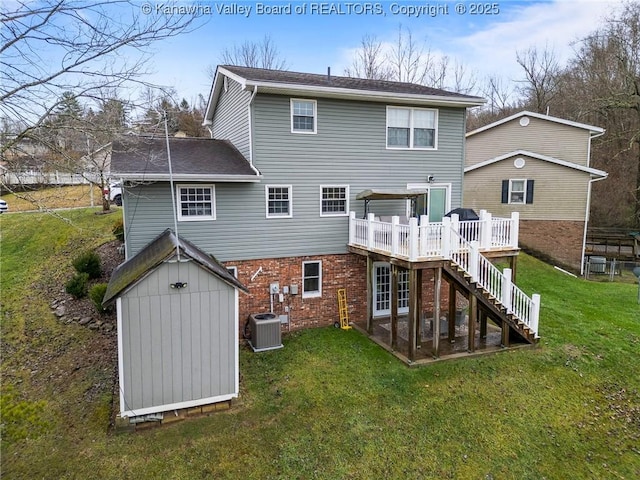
[103,229,248,420]
[110,66,541,387]
[464,111,607,273]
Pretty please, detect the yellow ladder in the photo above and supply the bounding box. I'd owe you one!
[337,288,351,330]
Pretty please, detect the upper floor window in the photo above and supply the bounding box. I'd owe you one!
[320,185,349,217]
[266,185,292,218]
[502,179,534,205]
[177,184,215,221]
[387,106,437,149]
[291,99,316,134]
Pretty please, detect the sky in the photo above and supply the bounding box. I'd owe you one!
[138,0,620,106]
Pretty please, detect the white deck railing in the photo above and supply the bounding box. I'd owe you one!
[348,210,539,337]
[349,210,519,261]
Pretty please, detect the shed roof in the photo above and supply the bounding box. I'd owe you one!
[103,229,248,306]
[110,136,260,182]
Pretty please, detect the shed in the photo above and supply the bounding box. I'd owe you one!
[103,229,248,419]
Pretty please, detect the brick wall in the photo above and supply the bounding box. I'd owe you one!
[226,253,457,337]
[225,253,368,333]
[519,220,585,271]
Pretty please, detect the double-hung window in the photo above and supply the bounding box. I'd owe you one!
[291,99,316,133]
[387,107,437,149]
[302,261,322,298]
[320,185,349,216]
[502,179,534,205]
[177,184,215,221]
[266,185,292,218]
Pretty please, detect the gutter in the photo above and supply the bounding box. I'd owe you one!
[248,85,259,171]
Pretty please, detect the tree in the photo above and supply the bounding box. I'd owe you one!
[219,35,287,70]
[516,46,563,114]
[344,35,392,80]
[1,0,200,210]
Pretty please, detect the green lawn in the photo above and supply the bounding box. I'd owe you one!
[1,209,639,479]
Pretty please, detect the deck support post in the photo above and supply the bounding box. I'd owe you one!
[408,268,420,362]
[501,318,510,347]
[480,309,487,339]
[468,294,477,353]
[448,282,456,343]
[366,256,373,334]
[432,267,442,358]
[390,264,399,350]
[509,255,518,282]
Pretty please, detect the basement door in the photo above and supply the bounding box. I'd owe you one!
[373,262,409,317]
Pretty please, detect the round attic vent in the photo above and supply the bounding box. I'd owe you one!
[519,116,530,126]
[514,157,526,169]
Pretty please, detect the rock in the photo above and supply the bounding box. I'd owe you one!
[88,323,99,330]
[79,317,92,326]
[54,306,66,317]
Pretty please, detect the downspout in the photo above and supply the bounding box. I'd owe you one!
[580,129,607,275]
[247,85,260,175]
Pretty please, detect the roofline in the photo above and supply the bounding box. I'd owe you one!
[464,150,608,177]
[466,110,605,137]
[205,66,486,123]
[111,173,262,182]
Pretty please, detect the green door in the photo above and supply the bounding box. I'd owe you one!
[428,187,447,222]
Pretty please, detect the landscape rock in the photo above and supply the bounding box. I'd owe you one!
[54,306,66,317]
[79,317,92,325]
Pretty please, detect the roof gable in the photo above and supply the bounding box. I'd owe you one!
[103,229,248,306]
[467,111,605,138]
[205,65,485,124]
[464,150,608,177]
[110,136,260,181]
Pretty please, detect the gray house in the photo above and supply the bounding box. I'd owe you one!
[103,229,248,419]
[111,66,541,368]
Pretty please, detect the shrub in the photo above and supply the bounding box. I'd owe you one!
[72,250,101,279]
[112,219,124,242]
[89,283,109,313]
[65,273,89,299]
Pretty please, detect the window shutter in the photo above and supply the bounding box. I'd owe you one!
[526,180,535,204]
[501,180,509,203]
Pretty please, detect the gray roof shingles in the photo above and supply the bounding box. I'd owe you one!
[110,136,257,177]
[103,229,248,306]
[222,65,483,100]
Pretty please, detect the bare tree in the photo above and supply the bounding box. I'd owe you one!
[1,0,200,209]
[516,45,563,113]
[344,35,391,80]
[219,35,287,70]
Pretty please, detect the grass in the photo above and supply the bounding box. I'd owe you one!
[1,210,639,479]
[1,184,105,212]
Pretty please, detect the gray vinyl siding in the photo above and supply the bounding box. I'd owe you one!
[463,155,590,221]
[212,76,251,159]
[125,94,467,261]
[120,260,235,412]
[466,116,591,168]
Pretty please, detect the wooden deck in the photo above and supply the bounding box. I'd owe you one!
[352,315,533,365]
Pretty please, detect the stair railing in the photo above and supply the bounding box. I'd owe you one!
[446,218,540,338]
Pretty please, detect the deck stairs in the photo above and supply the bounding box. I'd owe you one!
[444,229,540,343]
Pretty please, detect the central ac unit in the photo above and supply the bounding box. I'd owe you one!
[248,313,283,352]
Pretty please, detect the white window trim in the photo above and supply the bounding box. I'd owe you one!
[509,179,527,205]
[302,260,322,298]
[265,185,293,219]
[319,184,350,217]
[176,184,216,222]
[290,98,317,134]
[386,106,438,150]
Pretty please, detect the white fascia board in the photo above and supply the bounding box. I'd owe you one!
[121,392,238,419]
[467,111,605,137]
[250,82,485,107]
[204,67,251,124]
[113,173,262,182]
[464,150,608,177]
